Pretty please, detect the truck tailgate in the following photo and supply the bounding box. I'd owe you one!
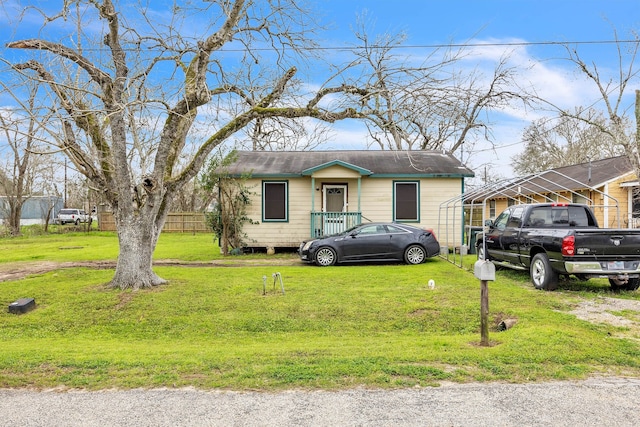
[573,229,640,257]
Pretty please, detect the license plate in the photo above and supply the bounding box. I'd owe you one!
[607,261,625,270]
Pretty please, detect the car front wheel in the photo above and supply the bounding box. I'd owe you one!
[314,247,337,266]
[404,245,426,265]
[530,253,558,291]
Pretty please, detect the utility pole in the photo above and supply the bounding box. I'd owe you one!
[64,158,67,208]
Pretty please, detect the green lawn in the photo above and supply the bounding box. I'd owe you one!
[1,231,639,390]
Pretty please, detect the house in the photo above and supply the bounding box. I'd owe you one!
[223,150,474,251]
[470,156,639,228]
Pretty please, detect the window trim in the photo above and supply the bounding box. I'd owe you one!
[262,180,289,222]
[393,180,420,222]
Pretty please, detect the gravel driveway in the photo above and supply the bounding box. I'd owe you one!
[2,377,640,426]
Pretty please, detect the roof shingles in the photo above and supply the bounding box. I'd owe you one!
[226,150,474,178]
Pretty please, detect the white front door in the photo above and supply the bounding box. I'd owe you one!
[323,185,347,212]
[323,185,347,234]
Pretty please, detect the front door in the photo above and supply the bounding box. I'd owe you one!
[323,185,347,235]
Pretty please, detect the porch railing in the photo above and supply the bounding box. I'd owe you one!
[310,212,362,238]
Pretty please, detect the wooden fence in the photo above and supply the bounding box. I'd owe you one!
[98,212,209,233]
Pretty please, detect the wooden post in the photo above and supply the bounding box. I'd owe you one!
[480,280,490,346]
[474,260,495,347]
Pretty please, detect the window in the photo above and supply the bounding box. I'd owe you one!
[527,207,551,227]
[262,181,288,221]
[385,224,407,234]
[572,190,589,205]
[493,210,510,231]
[357,225,385,235]
[394,181,419,222]
[507,207,524,228]
[489,200,496,218]
[551,206,594,227]
[633,187,640,219]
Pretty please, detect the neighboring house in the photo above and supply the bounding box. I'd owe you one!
[224,150,474,251]
[0,195,63,226]
[470,156,638,229]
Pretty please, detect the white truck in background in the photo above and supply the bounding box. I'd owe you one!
[56,208,90,225]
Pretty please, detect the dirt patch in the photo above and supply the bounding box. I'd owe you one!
[0,258,303,283]
[0,261,116,282]
[568,296,640,340]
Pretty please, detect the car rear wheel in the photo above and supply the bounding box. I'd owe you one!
[404,245,426,265]
[75,219,80,225]
[530,253,558,291]
[314,247,337,266]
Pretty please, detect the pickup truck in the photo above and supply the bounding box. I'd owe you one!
[476,203,640,291]
[56,208,90,225]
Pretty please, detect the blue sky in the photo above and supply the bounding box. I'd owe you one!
[321,0,637,42]
[313,0,640,177]
[1,1,639,179]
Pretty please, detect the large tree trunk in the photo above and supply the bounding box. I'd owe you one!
[109,215,167,290]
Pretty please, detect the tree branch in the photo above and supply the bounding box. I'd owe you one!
[7,39,112,93]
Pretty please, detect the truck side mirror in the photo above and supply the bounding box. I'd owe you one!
[484,219,494,227]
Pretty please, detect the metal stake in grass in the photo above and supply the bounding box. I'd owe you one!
[273,272,285,295]
[263,273,285,295]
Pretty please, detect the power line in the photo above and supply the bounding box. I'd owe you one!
[6,38,637,54]
[288,39,640,52]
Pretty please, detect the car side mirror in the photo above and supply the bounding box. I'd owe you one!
[484,219,494,227]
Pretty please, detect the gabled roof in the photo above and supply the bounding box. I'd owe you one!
[539,156,634,190]
[225,150,474,178]
[301,160,372,176]
[466,156,635,203]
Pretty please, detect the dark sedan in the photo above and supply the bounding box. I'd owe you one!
[298,223,440,266]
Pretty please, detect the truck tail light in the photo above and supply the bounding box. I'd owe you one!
[562,235,575,256]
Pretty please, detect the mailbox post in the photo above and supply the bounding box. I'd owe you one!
[474,260,496,346]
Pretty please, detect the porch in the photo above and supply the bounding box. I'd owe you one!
[310,211,362,238]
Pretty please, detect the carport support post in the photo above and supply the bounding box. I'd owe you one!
[474,260,496,347]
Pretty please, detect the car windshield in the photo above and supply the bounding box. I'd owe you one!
[59,209,75,214]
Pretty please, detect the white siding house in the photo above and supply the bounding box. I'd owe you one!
[224,150,474,250]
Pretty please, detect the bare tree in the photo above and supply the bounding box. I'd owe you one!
[511,109,623,175]
[0,83,52,236]
[538,30,640,176]
[227,65,333,151]
[4,0,379,290]
[349,17,530,155]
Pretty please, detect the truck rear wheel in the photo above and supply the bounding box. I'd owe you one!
[608,277,640,291]
[530,253,558,291]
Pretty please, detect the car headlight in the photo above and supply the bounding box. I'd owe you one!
[302,240,316,251]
